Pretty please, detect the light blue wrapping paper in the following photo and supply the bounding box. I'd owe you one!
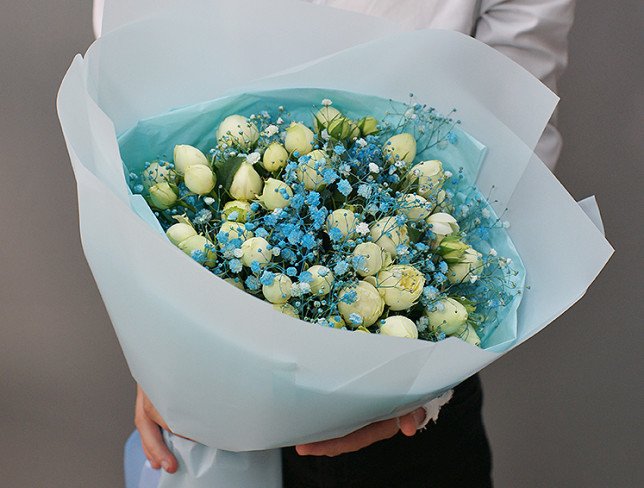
[57,1,614,486]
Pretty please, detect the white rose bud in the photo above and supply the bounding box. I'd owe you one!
[447,248,483,284]
[383,133,417,164]
[373,265,425,311]
[173,145,209,175]
[224,277,245,291]
[338,281,385,328]
[221,200,253,222]
[327,315,345,329]
[369,217,409,256]
[406,160,445,197]
[425,298,468,335]
[178,235,217,266]
[230,162,263,201]
[379,316,418,339]
[262,142,289,171]
[297,149,327,190]
[426,212,459,244]
[285,122,315,155]
[307,265,335,296]
[142,162,176,188]
[259,178,293,210]
[352,242,391,277]
[216,115,259,151]
[149,182,177,209]
[166,222,197,246]
[398,194,431,221]
[273,303,299,319]
[184,164,216,195]
[326,208,357,238]
[240,237,272,267]
[313,106,343,133]
[218,221,253,247]
[262,273,293,304]
[357,116,379,136]
[459,324,481,347]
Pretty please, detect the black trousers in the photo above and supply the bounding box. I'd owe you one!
[282,374,492,488]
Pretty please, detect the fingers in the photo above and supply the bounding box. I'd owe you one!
[296,418,400,457]
[398,407,426,437]
[296,407,427,457]
[135,385,178,474]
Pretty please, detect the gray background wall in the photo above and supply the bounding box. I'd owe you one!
[0,1,642,487]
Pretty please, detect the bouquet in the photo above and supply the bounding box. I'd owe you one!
[124,92,524,348]
[57,1,613,486]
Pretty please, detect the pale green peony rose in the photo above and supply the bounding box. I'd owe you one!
[285,122,315,155]
[406,160,445,198]
[173,145,209,175]
[426,212,459,244]
[240,237,272,267]
[216,115,259,151]
[296,149,327,190]
[447,248,484,284]
[142,161,176,188]
[373,265,425,311]
[307,265,335,296]
[166,222,197,246]
[327,315,345,329]
[262,142,289,172]
[326,208,357,238]
[383,133,416,165]
[458,324,481,347]
[273,303,299,319]
[229,162,263,201]
[221,200,253,223]
[262,273,293,304]
[184,164,216,195]
[352,242,391,277]
[338,281,385,328]
[425,298,468,335]
[178,235,217,266]
[369,217,409,256]
[259,178,293,210]
[357,116,379,136]
[313,106,343,133]
[224,277,245,291]
[398,193,432,221]
[149,182,177,209]
[379,316,418,339]
[218,221,253,248]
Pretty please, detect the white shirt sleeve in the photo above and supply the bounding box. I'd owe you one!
[475,0,576,169]
[93,0,105,38]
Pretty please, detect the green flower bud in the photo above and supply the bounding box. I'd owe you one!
[149,182,177,209]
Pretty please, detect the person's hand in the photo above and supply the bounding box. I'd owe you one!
[134,385,178,473]
[295,407,426,457]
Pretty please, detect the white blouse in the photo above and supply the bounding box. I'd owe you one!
[93,0,575,168]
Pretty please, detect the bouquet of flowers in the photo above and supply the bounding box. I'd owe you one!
[57,1,613,486]
[125,92,524,348]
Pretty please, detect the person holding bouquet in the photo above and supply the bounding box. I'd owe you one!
[93,0,575,486]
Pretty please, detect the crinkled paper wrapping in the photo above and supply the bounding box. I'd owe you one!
[57,1,614,486]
